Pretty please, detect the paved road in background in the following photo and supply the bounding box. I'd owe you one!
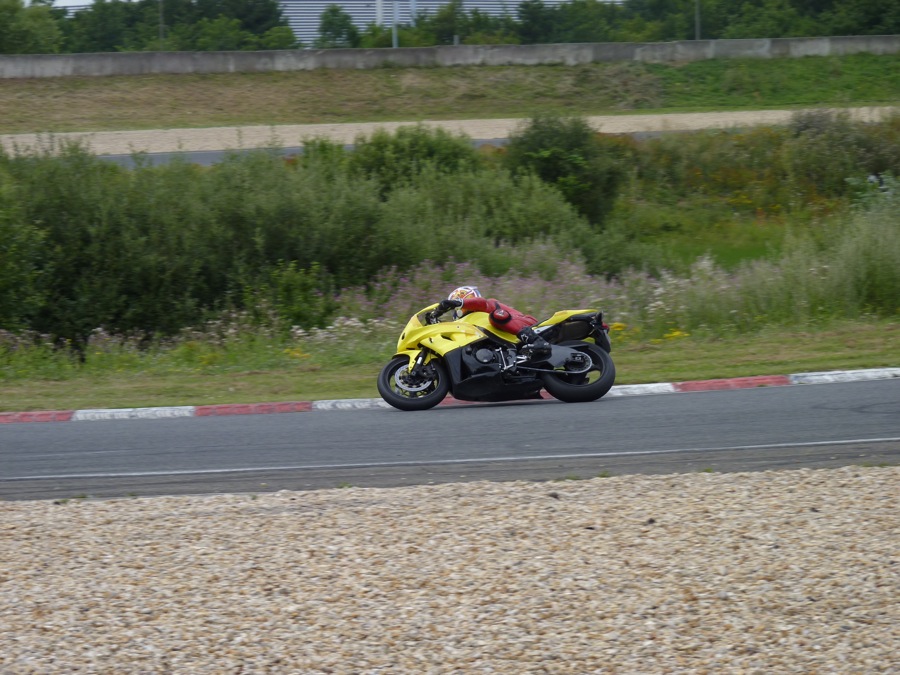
[2,379,898,501]
[2,106,897,159]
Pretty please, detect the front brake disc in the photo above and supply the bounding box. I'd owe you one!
[394,366,433,392]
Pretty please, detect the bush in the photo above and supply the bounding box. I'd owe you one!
[348,124,482,196]
[782,110,883,198]
[503,114,627,227]
[0,169,44,330]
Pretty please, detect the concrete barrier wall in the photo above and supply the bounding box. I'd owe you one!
[1,35,897,79]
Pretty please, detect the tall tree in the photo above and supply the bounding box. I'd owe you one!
[428,0,467,44]
[722,0,819,38]
[59,0,289,52]
[0,0,64,53]
[821,0,900,35]
[60,0,142,52]
[193,0,285,35]
[516,0,556,43]
[622,0,694,40]
[554,0,623,43]
[315,4,359,48]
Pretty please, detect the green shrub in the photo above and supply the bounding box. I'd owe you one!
[374,166,596,275]
[782,110,880,198]
[348,124,482,195]
[503,114,628,227]
[0,168,44,329]
[242,261,337,330]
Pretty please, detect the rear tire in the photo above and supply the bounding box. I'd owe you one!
[377,356,450,411]
[541,342,615,403]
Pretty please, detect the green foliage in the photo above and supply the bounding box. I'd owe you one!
[783,110,899,196]
[0,168,45,329]
[55,0,291,53]
[257,25,298,49]
[551,0,621,43]
[367,0,522,46]
[0,128,591,344]
[638,53,900,110]
[607,184,900,338]
[0,0,63,53]
[353,0,900,46]
[347,124,482,195]
[315,4,360,48]
[503,115,627,227]
[59,0,142,53]
[374,167,590,275]
[2,113,899,357]
[3,0,900,55]
[243,262,337,329]
[173,16,259,51]
[722,0,821,38]
[516,0,556,44]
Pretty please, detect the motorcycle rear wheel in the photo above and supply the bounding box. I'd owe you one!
[377,356,451,411]
[540,342,615,403]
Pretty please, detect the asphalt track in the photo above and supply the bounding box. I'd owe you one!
[2,371,898,501]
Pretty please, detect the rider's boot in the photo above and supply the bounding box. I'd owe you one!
[517,326,551,360]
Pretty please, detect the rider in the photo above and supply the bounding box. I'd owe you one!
[433,286,551,359]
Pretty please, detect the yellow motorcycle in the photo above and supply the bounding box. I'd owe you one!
[377,303,615,411]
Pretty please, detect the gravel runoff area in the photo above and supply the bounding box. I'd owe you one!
[1,106,898,156]
[1,465,897,673]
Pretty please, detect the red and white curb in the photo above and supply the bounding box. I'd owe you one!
[2,368,898,424]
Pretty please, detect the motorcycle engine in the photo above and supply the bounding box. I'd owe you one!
[474,348,496,364]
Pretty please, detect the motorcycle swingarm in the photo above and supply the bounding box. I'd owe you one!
[513,345,591,375]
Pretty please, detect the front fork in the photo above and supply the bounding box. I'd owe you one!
[407,350,429,379]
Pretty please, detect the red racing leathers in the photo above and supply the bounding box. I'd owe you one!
[459,297,538,335]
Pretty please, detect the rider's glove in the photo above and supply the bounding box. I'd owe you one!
[436,298,463,313]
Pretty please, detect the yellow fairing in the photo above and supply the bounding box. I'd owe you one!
[538,309,599,326]
[395,303,518,365]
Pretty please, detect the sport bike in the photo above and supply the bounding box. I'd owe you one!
[377,303,615,411]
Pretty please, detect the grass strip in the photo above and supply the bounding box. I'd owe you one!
[2,320,896,412]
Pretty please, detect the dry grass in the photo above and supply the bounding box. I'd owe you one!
[3,54,898,135]
[1,65,663,134]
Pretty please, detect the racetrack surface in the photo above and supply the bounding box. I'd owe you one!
[3,372,898,500]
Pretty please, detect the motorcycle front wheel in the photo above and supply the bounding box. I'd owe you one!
[377,356,451,411]
[540,342,616,403]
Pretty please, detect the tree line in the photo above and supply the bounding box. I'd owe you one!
[1,0,296,54]
[2,0,898,54]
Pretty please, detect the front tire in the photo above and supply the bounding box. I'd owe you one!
[541,342,615,403]
[377,356,450,411]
